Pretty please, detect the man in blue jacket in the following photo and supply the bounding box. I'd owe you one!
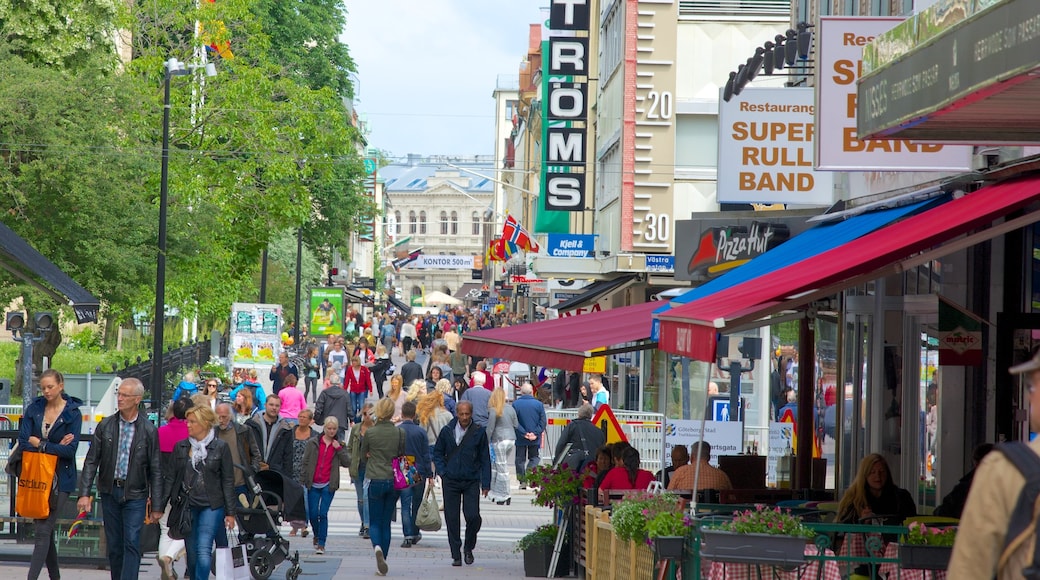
[512,382,547,488]
[433,401,491,567]
[398,401,433,548]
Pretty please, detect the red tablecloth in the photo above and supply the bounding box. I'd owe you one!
[877,543,948,580]
[837,529,889,576]
[706,546,842,580]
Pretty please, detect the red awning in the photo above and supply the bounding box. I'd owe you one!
[657,175,1040,361]
[461,301,659,371]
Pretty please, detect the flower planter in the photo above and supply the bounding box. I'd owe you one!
[700,529,807,570]
[652,536,686,560]
[523,543,571,578]
[898,544,952,570]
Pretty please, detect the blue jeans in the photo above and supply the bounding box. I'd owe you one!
[349,392,367,421]
[307,486,334,547]
[367,479,396,558]
[185,505,224,580]
[355,466,369,527]
[400,478,425,539]
[100,488,147,580]
[515,443,540,482]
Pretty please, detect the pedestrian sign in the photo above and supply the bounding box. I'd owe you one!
[591,405,628,443]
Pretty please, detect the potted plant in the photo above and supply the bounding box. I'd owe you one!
[524,463,589,509]
[610,492,684,543]
[515,523,569,578]
[645,511,692,560]
[897,521,956,570]
[700,504,815,570]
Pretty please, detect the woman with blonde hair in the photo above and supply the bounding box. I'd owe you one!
[300,416,350,555]
[360,397,405,576]
[406,380,426,403]
[417,390,453,456]
[434,378,457,416]
[386,374,408,423]
[348,401,376,538]
[837,453,916,525]
[485,388,519,505]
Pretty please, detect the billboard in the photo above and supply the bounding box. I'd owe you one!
[309,287,344,336]
[230,303,282,366]
[718,88,833,205]
[814,16,972,171]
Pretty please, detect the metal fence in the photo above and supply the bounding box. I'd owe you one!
[106,339,214,396]
[545,408,665,474]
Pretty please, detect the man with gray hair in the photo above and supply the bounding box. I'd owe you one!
[512,383,547,487]
[78,378,164,580]
[554,403,605,474]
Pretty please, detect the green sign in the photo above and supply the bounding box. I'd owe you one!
[309,287,344,336]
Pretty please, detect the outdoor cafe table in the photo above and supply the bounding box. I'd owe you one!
[877,543,948,580]
[706,546,842,580]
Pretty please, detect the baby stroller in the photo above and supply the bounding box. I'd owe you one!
[234,467,303,580]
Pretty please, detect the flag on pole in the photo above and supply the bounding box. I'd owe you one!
[486,238,518,263]
[502,214,539,253]
[392,248,421,271]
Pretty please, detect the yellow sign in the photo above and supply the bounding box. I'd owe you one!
[591,405,628,444]
[583,347,606,373]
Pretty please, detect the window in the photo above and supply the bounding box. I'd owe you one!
[675,115,719,168]
[394,211,402,235]
[600,1,623,82]
[408,211,417,234]
[450,211,458,235]
[505,99,518,120]
[440,211,449,235]
[471,212,481,235]
[419,211,427,234]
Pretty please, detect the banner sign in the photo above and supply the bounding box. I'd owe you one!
[814,16,973,171]
[309,288,344,336]
[718,88,833,205]
[545,234,596,258]
[392,248,421,271]
[663,420,743,467]
[230,303,282,366]
[403,254,477,270]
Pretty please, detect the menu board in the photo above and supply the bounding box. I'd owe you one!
[230,303,282,366]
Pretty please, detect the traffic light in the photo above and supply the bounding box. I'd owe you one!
[327,267,339,286]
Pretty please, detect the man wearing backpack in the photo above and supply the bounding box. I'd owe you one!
[950,350,1040,579]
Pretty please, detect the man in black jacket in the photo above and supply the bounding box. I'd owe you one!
[247,394,294,474]
[77,378,164,580]
[554,404,606,473]
[398,401,433,548]
[433,402,491,567]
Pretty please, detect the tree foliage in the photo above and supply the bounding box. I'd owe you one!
[0,0,118,68]
[0,0,370,343]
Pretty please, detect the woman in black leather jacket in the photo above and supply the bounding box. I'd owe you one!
[163,405,236,580]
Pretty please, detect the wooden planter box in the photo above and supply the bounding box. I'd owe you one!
[898,544,952,570]
[700,529,807,570]
[523,543,571,578]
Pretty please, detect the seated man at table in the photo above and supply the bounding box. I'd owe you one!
[836,453,916,525]
[667,441,733,492]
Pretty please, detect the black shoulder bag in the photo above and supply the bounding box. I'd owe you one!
[167,460,200,540]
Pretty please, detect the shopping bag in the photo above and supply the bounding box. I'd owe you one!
[416,484,442,532]
[392,455,419,490]
[16,451,57,519]
[214,542,251,580]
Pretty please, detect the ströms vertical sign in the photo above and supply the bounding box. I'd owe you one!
[543,0,590,211]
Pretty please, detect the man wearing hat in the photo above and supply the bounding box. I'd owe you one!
[948,350,1040,579]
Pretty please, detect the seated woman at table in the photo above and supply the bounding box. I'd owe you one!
[837,453,917,525]
[599,446,655,501]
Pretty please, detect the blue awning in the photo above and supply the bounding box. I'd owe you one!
[651,197,943,339]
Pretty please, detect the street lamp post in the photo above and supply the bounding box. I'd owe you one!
[7,312,55,411]
[150,58,214,415]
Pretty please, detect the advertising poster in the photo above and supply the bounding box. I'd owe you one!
[309,287,344,336]
[230,303,282,366]
[664,420,743,467]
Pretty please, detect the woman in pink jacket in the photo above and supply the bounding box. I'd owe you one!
[279,374,307,424]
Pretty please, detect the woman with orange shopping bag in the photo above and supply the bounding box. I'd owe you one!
[17,369,82,580]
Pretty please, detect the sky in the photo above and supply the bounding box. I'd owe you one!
[342,1,546,159]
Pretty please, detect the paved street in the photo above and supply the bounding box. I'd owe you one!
[0,468,557,579]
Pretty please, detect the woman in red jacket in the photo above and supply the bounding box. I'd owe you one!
[343,355,374,424]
